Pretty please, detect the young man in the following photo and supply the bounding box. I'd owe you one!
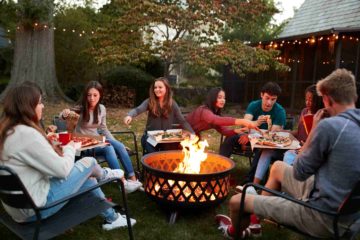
[219,81,286,183]
[216,68,360,239]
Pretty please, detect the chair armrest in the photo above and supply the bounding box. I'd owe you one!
[242,183,338,217]
[37,178,122,211]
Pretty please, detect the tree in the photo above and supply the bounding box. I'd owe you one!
[91,0,288,77]
[54,6,99,89]
[222,0,285,43]
[0,0,69,101]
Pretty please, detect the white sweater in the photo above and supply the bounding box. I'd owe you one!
[0,125,75,222]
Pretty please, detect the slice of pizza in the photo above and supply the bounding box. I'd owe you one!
[72,136,99,147]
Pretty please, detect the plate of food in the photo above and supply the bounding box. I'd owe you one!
[147,129,185,146]
[249,130,299,149]
[72,136,99,147]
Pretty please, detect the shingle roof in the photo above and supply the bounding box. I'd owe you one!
[278,0,360,39]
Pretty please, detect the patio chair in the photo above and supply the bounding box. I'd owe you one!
[236,182,360,240]
[52,116,141,177]
[0,165,134,240]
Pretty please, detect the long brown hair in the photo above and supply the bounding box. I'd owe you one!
[148,77,173,118]
[79,81,103,124]
[0,84,46,157]
[204,87,224,115]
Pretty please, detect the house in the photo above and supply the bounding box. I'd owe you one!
[223,0,360,111]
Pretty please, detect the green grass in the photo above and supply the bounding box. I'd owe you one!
[0,103,305,240]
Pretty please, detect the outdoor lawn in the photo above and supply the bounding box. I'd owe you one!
[0,103,304,240]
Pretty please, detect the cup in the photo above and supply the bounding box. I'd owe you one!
[58,132,72,145]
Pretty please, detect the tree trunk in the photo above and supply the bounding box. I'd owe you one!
[0,0,70,102]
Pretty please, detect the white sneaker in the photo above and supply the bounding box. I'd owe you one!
[103,168,124,180]
[102,213,136,231]
[124,180,141,194]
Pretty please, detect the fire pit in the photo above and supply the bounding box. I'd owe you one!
[141,150,234,222]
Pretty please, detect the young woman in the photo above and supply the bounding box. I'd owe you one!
[124,77,195,153]
[186,87,259,138]
[251,84,324,185]
[60,81,141,193]
[0,83,135,230]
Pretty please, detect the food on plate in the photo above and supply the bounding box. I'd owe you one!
[150,130,184,142]
[63,111,79,133]
[161,130,183,140]
[254,132,292,147]
[63,111,80,120]
[72,136,99,147]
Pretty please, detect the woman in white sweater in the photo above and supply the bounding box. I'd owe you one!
[0,84,135,230]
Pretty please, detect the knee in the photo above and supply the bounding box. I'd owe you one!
[105,145,116,154]
[75,157,97,171]
[269,161,285,179]
[229,193,242,212]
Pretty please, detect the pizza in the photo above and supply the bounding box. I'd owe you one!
[254,132,292,147]
[72,136,99,147]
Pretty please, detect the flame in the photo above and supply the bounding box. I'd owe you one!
[151,136,221,203]
[173,136,208,174]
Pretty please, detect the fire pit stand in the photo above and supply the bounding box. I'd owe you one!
[141,150,235,223]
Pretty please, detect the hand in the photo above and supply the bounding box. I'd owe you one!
[124,116,132,125]
[313,108,330,128]
[234,127,248,134]
[237,134,249,145]
[243,120,260,131]
[256,115,267,126]
[61,109,71,118]
[189,134,197,141]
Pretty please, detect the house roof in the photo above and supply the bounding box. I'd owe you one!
[277,0,360,40]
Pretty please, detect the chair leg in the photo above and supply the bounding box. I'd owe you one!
[118,180,134,240]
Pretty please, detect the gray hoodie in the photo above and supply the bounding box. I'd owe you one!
[294,108,360,211]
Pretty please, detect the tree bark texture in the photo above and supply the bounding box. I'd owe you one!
[0,26,66,101]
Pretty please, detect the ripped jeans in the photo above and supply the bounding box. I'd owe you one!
[26,157,117,223]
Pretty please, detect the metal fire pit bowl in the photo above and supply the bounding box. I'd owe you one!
[141,150,235,209]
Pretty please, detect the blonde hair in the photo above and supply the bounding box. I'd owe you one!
[316,68,357,104]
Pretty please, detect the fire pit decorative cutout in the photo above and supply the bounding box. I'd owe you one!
[142,150,235,209]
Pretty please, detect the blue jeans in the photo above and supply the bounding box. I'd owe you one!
[141,134,157,154]
[86,140,135,178]
[283,150,297,165]
[27,157,117,222]
[255,149,285,181]
[107,138,135,177]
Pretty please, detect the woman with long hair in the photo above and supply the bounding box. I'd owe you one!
[0,83,135,229]
[186,87,258,138]
[124,77,195,153]
[60,81,142,193]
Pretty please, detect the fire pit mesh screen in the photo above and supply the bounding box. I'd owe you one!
[142,151,235,208]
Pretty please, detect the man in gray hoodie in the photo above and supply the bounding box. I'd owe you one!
[216,68,360,239]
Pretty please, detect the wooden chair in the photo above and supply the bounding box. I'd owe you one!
[0,165,134,240]
[236,182,360,240]
[52,116,141,177]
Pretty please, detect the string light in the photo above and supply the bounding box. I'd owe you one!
[5,23,99,39]
[257,34,359,50]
